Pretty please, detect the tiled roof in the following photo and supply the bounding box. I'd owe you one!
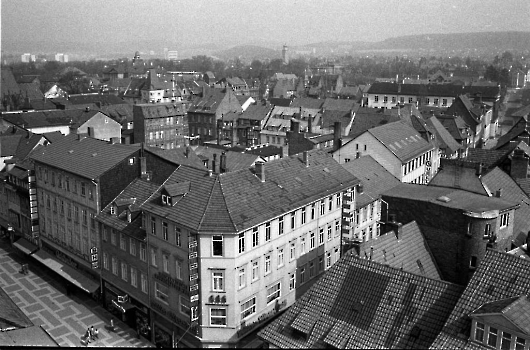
[290,97,324,110]
[322,98,357,112]
[188,87,233,114]
[426,116,461,154]
[133,102,186,120]
[96,178,159,240]
[470,294,530,335]
[319,110,351,129]
[1,108,102,129]
[383,183,519,213]
[258,252,463,349]
[193,147,259,172]
[355,221,442,280]
[14,133,46,160]
[0,134,22,157]
[511,104,530,118]
[496,116,529,150]
[516,178,530,197]
[428,164,490,196]
[141,150,359,233]
[18,83,44,100]
[0,287,33,330]
[41,131,65,144]
[31,134,140,180]
[367,121,435,163]
[1,68,21,96]
[446,95,481,127]
[67,94,127,106]
[432,250,530,349]
[341,155,400,208]
[144,147,205,170]
[347,107,401,138]
[482,167,530,245]
[243,145,283,157]
[436,114,469,142]
[99,104,134,124]
[466,148,510,168]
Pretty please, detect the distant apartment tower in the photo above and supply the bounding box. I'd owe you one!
[282,45,289,65]
[163,48,178,61]
[21,53,35,62]
[55,53,68,62]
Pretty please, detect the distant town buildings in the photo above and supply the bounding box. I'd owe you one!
[54,53,68,62]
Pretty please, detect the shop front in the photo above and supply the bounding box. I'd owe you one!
[150,302,200,348]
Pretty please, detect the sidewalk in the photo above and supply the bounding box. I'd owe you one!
[0,239,154,347]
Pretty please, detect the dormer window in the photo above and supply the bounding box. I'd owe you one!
[161,194,171,206]
[110,205,116,215]
[127,211,132,223]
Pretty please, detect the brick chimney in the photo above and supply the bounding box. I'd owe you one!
[308,115,313,133]
[291,119,300,133]
[511,149,529,179]
[333,121,342,151]
[475,162,483,176]
[255,161,265,182]
[220,152,227,173]
[212,153,218,173]
[185,146,191,158]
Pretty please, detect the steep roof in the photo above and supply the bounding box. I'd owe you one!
[496,116,530,150]
[347,107,401,138]
[426,116,462,154]
[31,134,140,180]
[193,147,260,172]
[428,164,490,196]
[432,250,530,349]
[322,98,357,112]
[354,221,442,280]
[1,68,22,96]
[367,121,435,163]
[469,295,530,335]
[0,287,33,330]
[290,97,325,110]
[258,252,463,349]
[436,114,470,142]
[144,146,205,170]
[341,155,400,208]
[1,108,103,129]
[141,150,360,233]
[466,148,511,168]
[0,134,22,157]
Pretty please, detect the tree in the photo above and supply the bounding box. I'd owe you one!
[484,65,498,82]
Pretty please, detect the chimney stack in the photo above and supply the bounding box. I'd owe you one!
[185,146,191,158]
[308,115,312,133]
[475,162,483,176]
[255,161,265,182]
[140,156,147,179]
[495,189,502,198]
[511,149,529,179]
[302,151,309,167]
[333,121,342,151]
[212,153,218,173]
[220,152,227,173]
[291,119,299,133]
[386,214,403,238]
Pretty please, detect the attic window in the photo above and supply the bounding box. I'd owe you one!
[161,194,171,206]
[129,157,135,165]
[110,205,116,215]
[127,211,132,223]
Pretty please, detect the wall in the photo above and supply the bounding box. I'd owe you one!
[77,113,121,141]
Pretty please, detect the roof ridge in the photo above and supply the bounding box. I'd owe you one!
[217,176,239,232]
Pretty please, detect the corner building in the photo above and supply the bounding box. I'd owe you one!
[140,150,359,347]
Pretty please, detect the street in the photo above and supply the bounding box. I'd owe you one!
[0,238,154,347]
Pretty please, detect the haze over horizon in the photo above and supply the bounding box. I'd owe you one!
[2,0,530,54]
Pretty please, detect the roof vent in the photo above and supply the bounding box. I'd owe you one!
[92,153,97,157]
[436,195,451,203]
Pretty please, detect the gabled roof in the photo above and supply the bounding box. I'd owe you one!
[0,134,22,157]
[96,178,159,239]
[347,107,401,138]
[446,95,481,127]
[496,116,530,150]
[436,114,470,142]
[164,181,190,197]
[141,150,359,233]
[432,250,530,349]
[144,146,205,170]
[367,121,435,163]
[193,147,260,172]
[1,68,22,96]
[290,97,325,110]
[258,252,463,349]
[67,93,127,106]
[470,295,530,335]
[516,178,530,197]
[14,132,47,160]
[428,164,490,196]
[18,83,44,101]
[31,134,140,180]
[466,148,511,168]
[0,287,33,330]
[322,98,357,112]
[1,108,103,129]
[511,104,530,119]
[426,116,462,154]
[243,145,283,157]
[341,155,400,208]
[354,221,442,280]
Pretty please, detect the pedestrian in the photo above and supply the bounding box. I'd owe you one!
[110,318,115,331]
[94,328,99,339]
[84,328,90,343]
[90,326,94,340]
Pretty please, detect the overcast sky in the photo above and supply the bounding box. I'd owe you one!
[2,0,530,49]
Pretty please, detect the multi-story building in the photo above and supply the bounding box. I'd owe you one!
[138,150,359,347]
[133,102,189,149]
[333,120,440,184]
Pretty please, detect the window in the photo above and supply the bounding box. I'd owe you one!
[500,213,510,227]
[130,238,136,256]
[278,248,284,268]
[210,308,227,326]
[252,228,259,248]
[121,262,128,281]
[328,196,333,211]
[176,260,182,280]
[212,235,223,256]
[383,96,388,103]
[103,252,109,270]
[310,231,316,250]
[140,244,146,261]
[434,98,439,105]
[120,234,126,250]
[266,282,281,304]
[265,222,271,241]
[289,273,295,290]
[154,282,169,303]
[442,98,447,106]
[470,256,477,268]
[311,203,316,220]
[252,260,259,281]
[309,261,315,278]
[238,232,245,254]
[319,227,324,245]
[301,207,306,225]
[81,182,86,197]
[409,97,413,103]
[515,337,526,350]
[162,222,168,240]
[501,331,511,350]
[278,216,284,235]
[265,255,271,275]
[320,200,325,215]
[241,297,256,320]
[175,227,181,246]
[238,267,246,288]
[290,212,296,229]
[163,254,169,273]
[112,257,118,275]
[151,248,157,267]
[335,220,340,237]
[151,217,156,235]
[488,327,498,347]
[301,236,306,254]
[300,267,306,284]
[319,256,324,271]
[426,98,430,105]
[212,271,224,291]
[141,273,147,293]
[327,225,332,241]
[131,267,137,287]
[326,251,332,268]
[374,95,379,102]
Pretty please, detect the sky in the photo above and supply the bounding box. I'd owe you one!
[2,0,530,51]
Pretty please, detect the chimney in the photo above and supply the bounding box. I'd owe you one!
[526,230,530,251]
[333,121,342,151]
[255,161,265,182]
[386,215,403,239]
[495,189,502,198]
[185,146,191,158]
[77,133,85,141]
[308,115,312,133]
[140,156,147,179]
[302,151,309,167]
[220,152,227,173]
[475,162,483,176]
[290,119,299,133]
[85,106,90,112]
[208,169,213,177]
[511,149,529,179]
[212,153,218,173]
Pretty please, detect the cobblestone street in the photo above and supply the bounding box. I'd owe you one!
[0,239,154,347]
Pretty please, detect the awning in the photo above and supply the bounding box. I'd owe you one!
[30,250,100,294]
[112,299,136,313]
[13,238,38,255]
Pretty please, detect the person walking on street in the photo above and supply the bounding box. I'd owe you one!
[90,326,94,340]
